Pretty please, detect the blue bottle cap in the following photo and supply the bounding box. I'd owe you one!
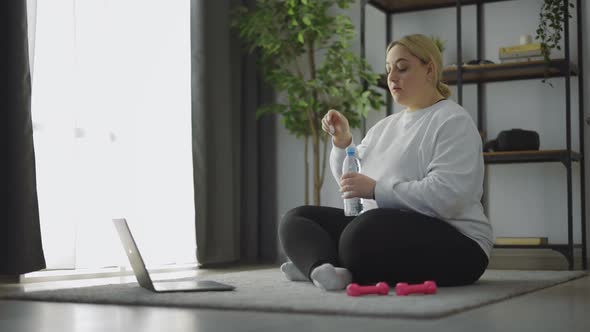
[346,146,356,156]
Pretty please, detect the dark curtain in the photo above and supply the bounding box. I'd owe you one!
[191,0,278,266]
[0,0,46,275]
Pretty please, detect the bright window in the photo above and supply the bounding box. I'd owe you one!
[31,0,196,269]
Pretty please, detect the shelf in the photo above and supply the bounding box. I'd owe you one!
[484,149,581,165]
[378,59,578,89]
[367,0,586,271]
[443,59,578,85]
[494,243,582,262]
[494,244,582,248]
[369,0,513,14]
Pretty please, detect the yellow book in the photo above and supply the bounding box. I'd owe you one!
[499,43,542,54]
[495,237,548,245]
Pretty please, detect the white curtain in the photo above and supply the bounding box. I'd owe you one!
[26,0,37,75]
[30,0,196,269]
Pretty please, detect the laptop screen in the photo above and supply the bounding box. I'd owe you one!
[112,218,155,290]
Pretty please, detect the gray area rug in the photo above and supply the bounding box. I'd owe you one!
[1,269,586,319]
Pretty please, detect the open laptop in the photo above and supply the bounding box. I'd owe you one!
[112,218,235,293]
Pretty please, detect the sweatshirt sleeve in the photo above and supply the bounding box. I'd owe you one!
[373,114,484,219]
[329,126,376,184]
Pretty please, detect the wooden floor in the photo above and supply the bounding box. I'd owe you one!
[1,265,589,332]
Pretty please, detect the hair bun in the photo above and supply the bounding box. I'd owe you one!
[437,81,452,98]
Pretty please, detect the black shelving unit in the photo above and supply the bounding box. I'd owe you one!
[362,0,587,270]
[377,59,579,87]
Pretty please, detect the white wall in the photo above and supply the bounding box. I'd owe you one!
[276,0,589,258]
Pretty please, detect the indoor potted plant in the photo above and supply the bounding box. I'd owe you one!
[232,0,384,205]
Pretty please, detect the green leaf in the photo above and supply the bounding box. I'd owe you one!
[302,15,312,26]
[297,32,305,44]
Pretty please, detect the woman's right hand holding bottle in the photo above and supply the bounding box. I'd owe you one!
[321,109,352,149]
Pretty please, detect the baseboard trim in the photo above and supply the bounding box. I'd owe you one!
[12,263,199,284]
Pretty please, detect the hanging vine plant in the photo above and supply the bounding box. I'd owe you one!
[535,0,575,87]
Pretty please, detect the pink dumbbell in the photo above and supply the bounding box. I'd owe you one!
[394,281,437,296]
[346,282,390,296]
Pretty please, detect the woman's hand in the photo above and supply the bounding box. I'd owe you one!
[321,109,352,148]
[340,172,376,199]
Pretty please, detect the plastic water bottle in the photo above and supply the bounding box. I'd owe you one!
[342,146,363,216]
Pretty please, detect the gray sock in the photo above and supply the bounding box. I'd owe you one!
[310,263,352,291]
[280,261,308,281]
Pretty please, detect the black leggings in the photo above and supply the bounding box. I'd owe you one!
[279,205,489,286]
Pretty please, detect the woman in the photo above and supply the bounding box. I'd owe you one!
[279,34,493,291]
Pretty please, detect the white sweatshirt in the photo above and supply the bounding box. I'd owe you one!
[330,99,494,258]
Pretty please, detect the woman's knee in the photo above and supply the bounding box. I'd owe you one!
[282,205,326,225]
[338,210,388,267]
[283,205,314,219]
[339,209,397,243]
[280,205,338,235]
[280,206,312,234]
[279,206,319,247]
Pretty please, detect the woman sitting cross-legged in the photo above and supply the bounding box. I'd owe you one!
[279,34,494,291]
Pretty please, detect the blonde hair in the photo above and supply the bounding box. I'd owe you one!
[386,34,451,99]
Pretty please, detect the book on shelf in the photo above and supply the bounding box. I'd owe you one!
[499,43,543,59]
[499,43,542,54]
[500,49,543,59]
[495,237,548,246]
